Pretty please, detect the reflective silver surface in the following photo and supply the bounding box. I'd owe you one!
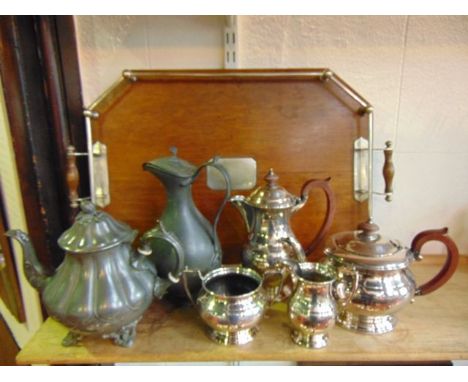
[230,169,307,299]
[325,220,418,334]
[194,266,267,346]
[288,262,356,349]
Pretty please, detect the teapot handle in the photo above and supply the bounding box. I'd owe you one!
[300,178,336,257]
[188,157,232,263]
[139,220,185,281]
[411,228,459,296]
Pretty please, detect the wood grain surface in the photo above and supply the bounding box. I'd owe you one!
[90,70,370,263]
[16,257,468,365]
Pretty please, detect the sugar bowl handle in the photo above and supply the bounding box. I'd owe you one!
[411,228,459,296]
[300,178,336,256]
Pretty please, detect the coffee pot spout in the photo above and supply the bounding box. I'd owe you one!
[5,229,53,291]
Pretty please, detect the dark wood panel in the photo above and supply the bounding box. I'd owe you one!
[0,186,25,322]
[91,70,369,263]
[0,315,19,365]
[0,16,86,271]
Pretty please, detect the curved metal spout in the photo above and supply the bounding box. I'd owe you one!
[230,195,255,233]
[5,229,52,291]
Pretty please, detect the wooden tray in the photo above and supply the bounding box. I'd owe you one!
[86,69,372,262]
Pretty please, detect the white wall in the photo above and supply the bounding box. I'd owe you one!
[74,15,468,254]
[0,74,43,347]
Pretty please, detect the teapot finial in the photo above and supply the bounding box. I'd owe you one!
[357,219,380,241]
[170,146,178,157]
[80,200,97,214]
[265,168,279,188]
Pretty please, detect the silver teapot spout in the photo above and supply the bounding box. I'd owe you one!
[230,195,255,233]
[5,229,53,291]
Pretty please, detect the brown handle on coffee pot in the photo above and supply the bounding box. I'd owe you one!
[411,227,459,296]
[300,177,336,256]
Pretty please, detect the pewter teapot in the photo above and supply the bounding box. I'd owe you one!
[140,148,231,299]
[230,169,335,275]
[324,220,460,334]
[6,201,171,347]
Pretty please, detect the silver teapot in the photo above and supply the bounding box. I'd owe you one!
[324,220,459,334]
[230,168,335,281]
[6,201,171,347]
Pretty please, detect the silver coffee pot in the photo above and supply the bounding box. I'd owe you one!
[230,168,335,276]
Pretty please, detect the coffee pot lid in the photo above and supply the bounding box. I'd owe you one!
[143,147,197,178]
[245,169,299,209]
[58,201,136,253]
[325,220,410,269]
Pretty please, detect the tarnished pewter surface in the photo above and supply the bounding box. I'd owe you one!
[6,202,162,347]
[142,149,231,299]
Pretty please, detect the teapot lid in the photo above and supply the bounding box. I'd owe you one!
[244,169,299,209]
[143,147,197,178]
[325,220,411,270]
[58,201,137,253]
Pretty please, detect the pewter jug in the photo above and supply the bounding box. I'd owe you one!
[6,201,171,347]
[288,262,357,349]
[324,220,459,334]
[230,169,335,278]
[140,148,231,298]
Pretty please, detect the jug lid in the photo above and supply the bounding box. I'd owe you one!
[143,147,197,178]
[245,169,299,209]
[325,220,411,270]
[58,201,137,253]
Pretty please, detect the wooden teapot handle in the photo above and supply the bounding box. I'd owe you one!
[300,177,336,257]
[411,228,459,296]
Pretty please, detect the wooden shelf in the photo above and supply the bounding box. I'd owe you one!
[16,257,468,365]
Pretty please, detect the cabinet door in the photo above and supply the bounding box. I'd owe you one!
[0,186,25,322]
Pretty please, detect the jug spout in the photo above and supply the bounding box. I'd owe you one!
[5,229,52,291]
[230,195,255,233]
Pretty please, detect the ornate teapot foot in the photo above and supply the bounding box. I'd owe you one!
[208,327,258,346]
[62,331,83,347]
[338,312,396,334]
[291,330,329,349]
[103,320,139,347]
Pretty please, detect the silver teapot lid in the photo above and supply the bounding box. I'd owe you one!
[143,147,197,178]
[58,201,137,253]
[245,169,298,209]
[325,220,411,269]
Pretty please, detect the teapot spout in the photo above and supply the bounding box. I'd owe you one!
[5,229,52,291]
[230,195,255,233]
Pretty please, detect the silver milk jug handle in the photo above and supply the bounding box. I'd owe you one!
[139,220,185,282]
[184,157,232,263]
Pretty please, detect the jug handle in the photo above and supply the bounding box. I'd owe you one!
[333,266,360,308]
[186,157,232,260]
[300,177,336,257]
[262,263,292,305]
[177,268,204,306]
[410,228,459,296]
[139,220,185,281]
